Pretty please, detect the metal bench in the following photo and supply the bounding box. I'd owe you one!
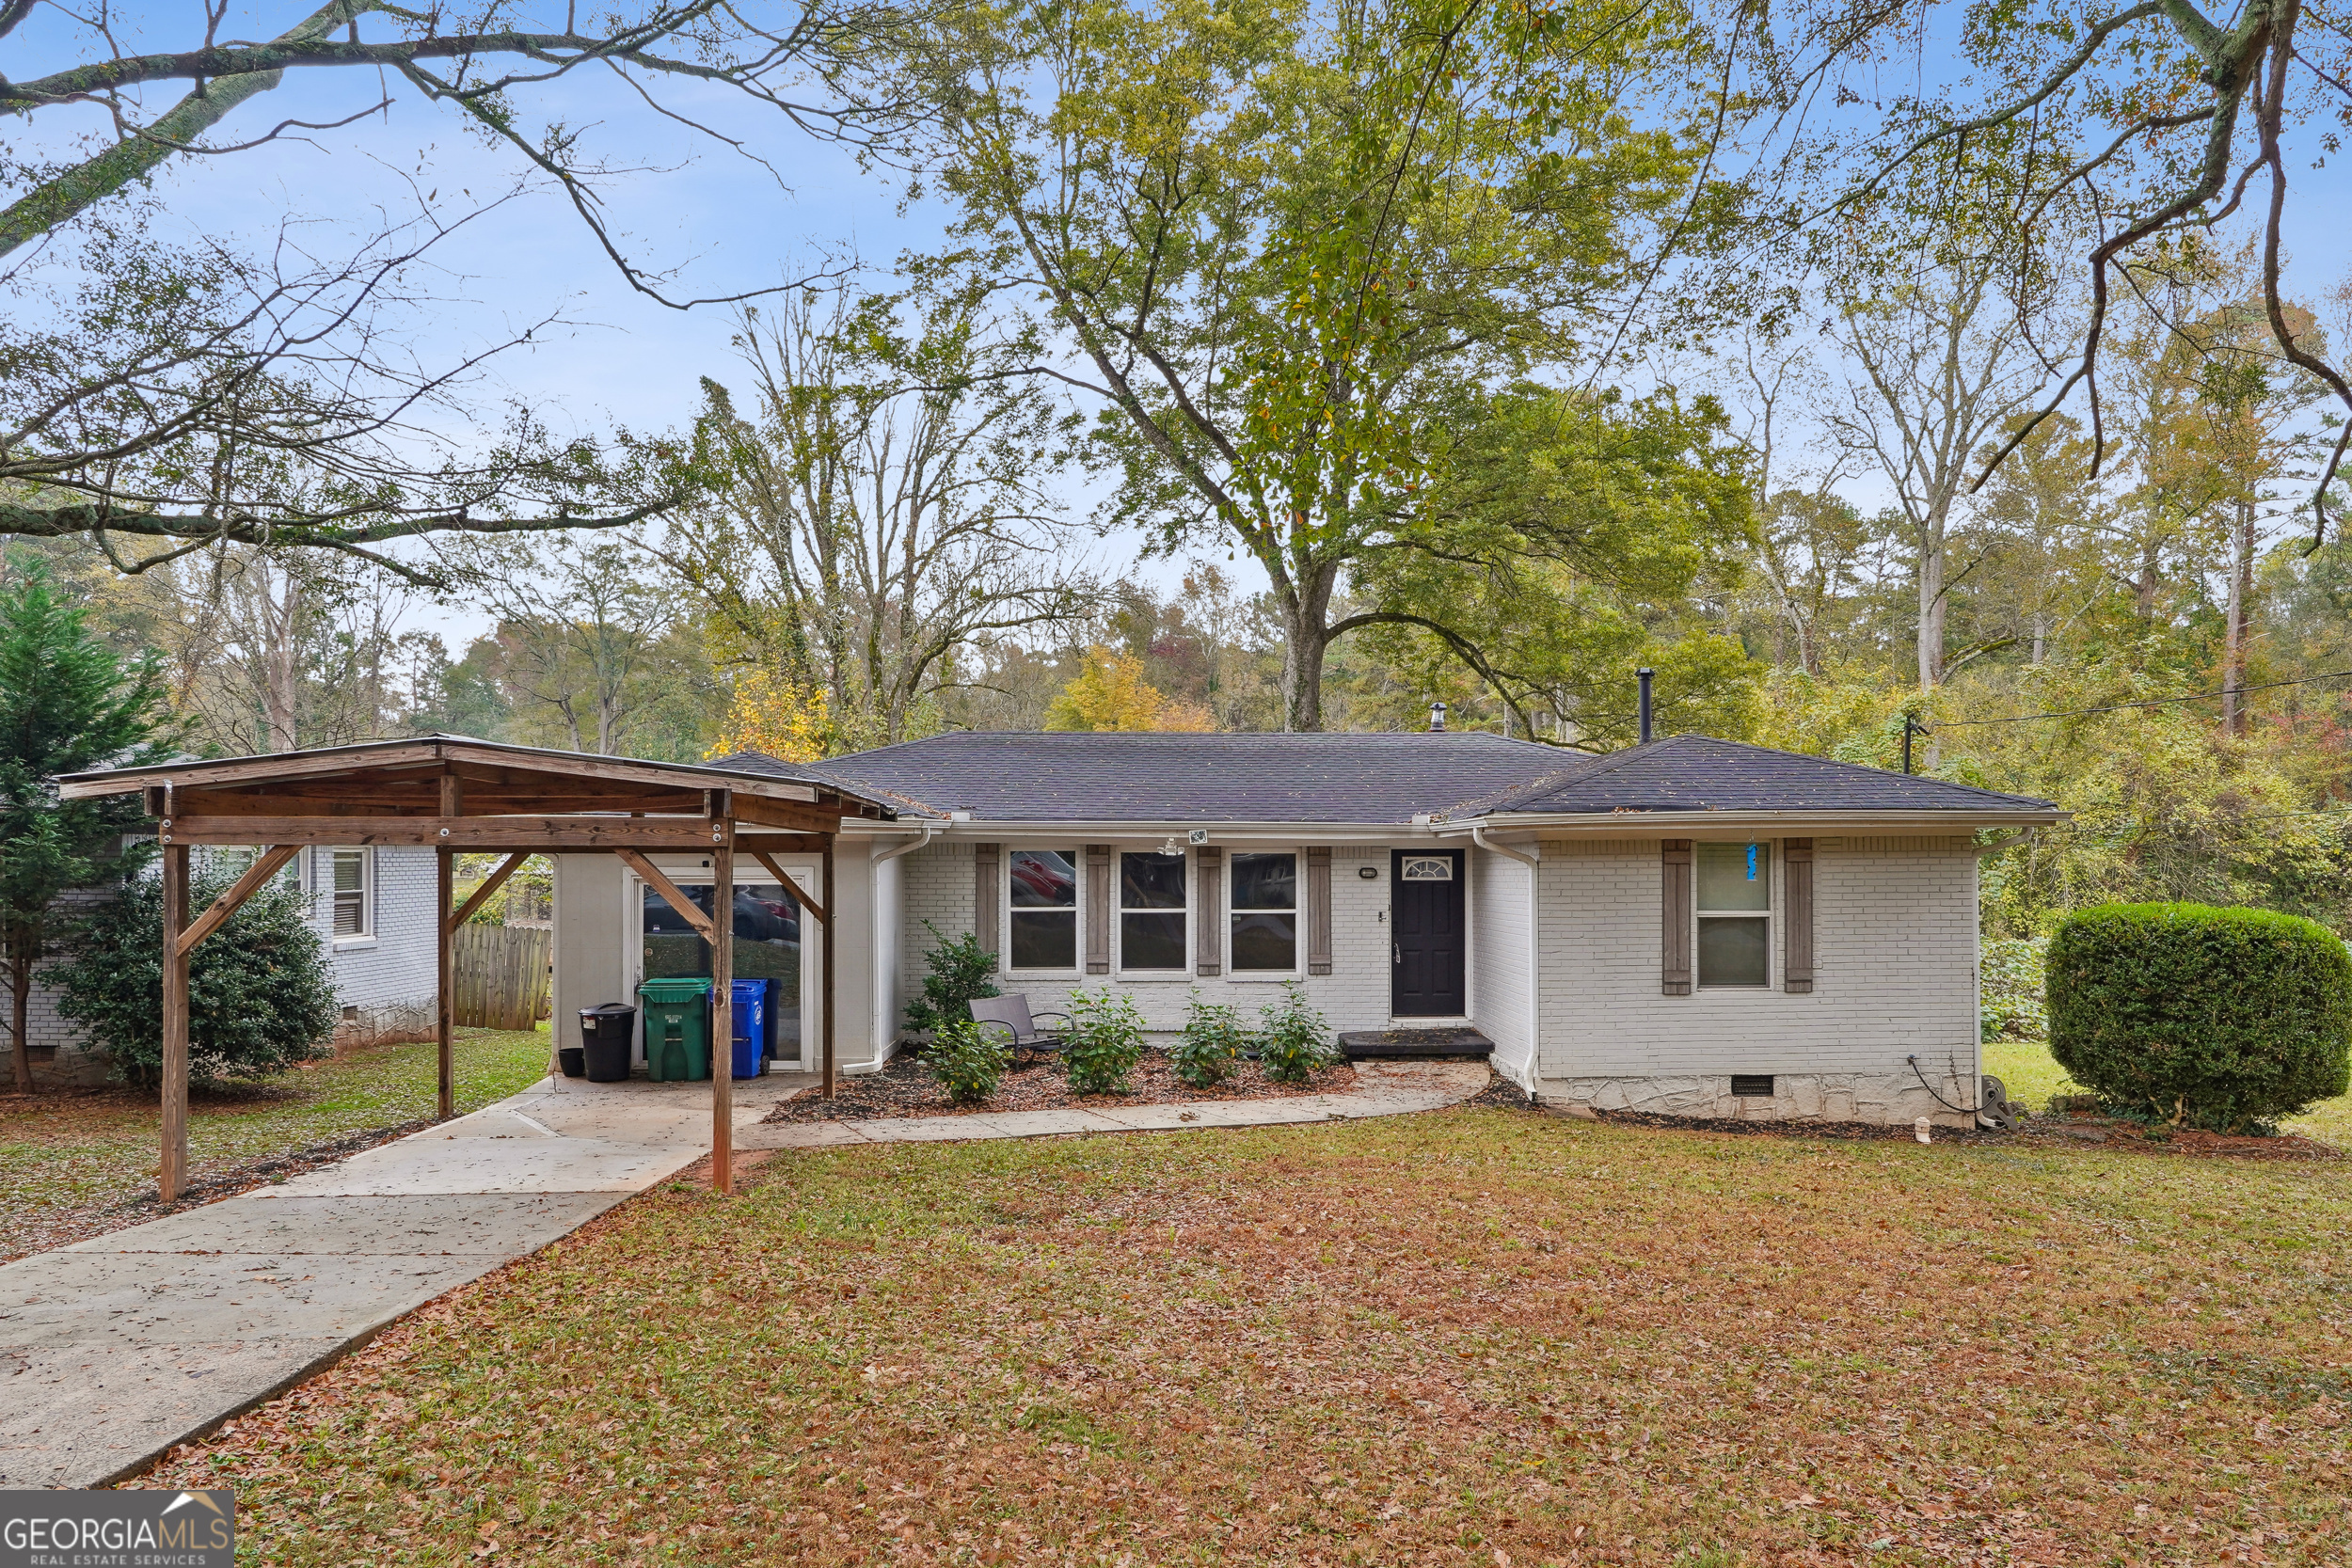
[967,994,1071,1061]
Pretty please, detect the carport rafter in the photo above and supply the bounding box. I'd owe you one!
[56,736,893,1203]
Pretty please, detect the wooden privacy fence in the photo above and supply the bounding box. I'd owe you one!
[453,925,552,1030]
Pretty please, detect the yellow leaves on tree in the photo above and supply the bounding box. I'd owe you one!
[1042,647,1216,733]
[707,670,831,763]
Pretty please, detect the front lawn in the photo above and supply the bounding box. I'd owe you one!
[146,1103,2349,1565]
[0,1026,551,1260]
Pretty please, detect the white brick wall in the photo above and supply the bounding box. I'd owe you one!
[4,845,448,1087]
[1533,835,1982,1118]
[893,840,1470,1041]
[1469,847,1534,1085]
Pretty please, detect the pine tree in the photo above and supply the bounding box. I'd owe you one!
[0,560,172,1092]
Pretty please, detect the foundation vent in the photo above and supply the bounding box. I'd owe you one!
[1729,1074,1774,1099]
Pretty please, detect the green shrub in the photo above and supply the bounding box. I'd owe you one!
[1064,988,1147,1094]
[2046,902,2352,1132]
[1174,993,1251,1087]
[53,870,339,1091]
[924,1017,1010,1105]
[903,921,1001,1036]
[1980,936,2048,1041]
[1257,981,1336,1084]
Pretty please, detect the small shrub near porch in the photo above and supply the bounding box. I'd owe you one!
[902,922,1001,1037]
[2046,901,2352,1132]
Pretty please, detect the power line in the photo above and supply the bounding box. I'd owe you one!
[1929,668,2352,727]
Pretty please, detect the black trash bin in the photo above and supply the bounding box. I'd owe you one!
[578,1003,637,1083]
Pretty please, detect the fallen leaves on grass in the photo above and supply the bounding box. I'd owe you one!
[144,1112,2352,1567]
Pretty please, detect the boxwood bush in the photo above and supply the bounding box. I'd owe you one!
[2046,902,2352,1132]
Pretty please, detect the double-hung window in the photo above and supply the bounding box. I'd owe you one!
[1695,841,1769,988]
[1008,849,1079,970]
[330,847,373,940]
[1119,851,1186,971]
[1229,852,1297,972]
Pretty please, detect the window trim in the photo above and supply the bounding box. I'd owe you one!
[1003,845,1084,977]
[328,847,374,943]
[1116,847,1190,976]
[1692,839,1773,990]
[1225,847,1302,978]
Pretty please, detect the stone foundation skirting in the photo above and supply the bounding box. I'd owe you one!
[1538,1071,1981,1128]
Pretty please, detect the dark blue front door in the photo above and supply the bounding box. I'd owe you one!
[1391,850,1466,1016]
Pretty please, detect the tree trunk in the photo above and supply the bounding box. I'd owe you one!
[2223,495,2255,736]
[2030,613,2048,666]
[262,569,302,751]
[1916,528,1947,689]
[1277,564,1342,732]
[8,933,30,1094]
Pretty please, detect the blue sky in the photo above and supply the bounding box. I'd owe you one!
[8,2,2347,651]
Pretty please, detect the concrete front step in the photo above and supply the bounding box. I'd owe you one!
[1335,1027,1494,1060]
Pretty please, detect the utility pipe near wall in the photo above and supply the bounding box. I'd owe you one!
[869,820,943,863]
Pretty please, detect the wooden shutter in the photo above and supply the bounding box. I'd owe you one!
[1196,846,1223,975]
[1661,839,1693,996]
[1783,837,1815,993]
[1085,844,1113,974]
[974,843,999,972]
[1305,847,1332,974]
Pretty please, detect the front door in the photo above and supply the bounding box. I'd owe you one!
[1391,849,1466,1017]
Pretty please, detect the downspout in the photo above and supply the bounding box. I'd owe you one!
[866,820,943,1072]
[871,819,943,864]
[1469,822,1541,1096]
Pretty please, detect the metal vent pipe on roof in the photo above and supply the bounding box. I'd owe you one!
[1428,701,1447,732]
[1637,668,1654,743]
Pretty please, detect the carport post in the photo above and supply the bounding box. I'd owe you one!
[436,847,454,1120]
[437,772,460,1119]
[160,842,189,1204]
[822,835,836,1101]
[710,833,735,1195]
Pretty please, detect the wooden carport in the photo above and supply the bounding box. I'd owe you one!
[56,736,895,1200]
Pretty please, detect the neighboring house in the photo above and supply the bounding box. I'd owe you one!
[8,843,440,1089]
[549,730,2064,1126]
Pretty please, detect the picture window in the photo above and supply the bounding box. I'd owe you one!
[1695,842,1769,988]
[1230,852,1297,972]
[1008,849,1079,970]
[1120,850,1187,971]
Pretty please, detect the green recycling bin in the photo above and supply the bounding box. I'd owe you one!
[637,976,712,1082]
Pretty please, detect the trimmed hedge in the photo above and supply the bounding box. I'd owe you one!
[2046,902,2352,1132]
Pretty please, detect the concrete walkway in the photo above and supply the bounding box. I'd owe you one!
[0,1058,1489,1488]
[0,1069,814,1489]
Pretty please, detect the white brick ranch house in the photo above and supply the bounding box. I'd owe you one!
[549,730,2063,1125]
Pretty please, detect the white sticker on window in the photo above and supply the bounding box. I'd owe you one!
[1400,856,1454,881]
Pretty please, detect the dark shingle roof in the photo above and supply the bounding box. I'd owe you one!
[744,730,2058,824]
[1455,734,2058,817]
[796,731,1566,823]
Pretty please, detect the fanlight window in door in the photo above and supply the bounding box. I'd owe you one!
[1400,856,1454,881]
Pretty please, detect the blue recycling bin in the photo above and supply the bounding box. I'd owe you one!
[728,978,770,1079]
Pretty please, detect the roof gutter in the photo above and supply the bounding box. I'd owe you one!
[1468,807,2067,835]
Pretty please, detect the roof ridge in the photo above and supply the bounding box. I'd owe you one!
[1440,736,1683,818]
[1670,734,2053,807]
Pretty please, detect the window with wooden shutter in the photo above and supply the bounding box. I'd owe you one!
[1661,839,1692,995]
[1304,847,1332,974]
[1084,845,1112,974]
[1783,837,1815,993]
[974,844,1000,970]
[1195,847,1223,975]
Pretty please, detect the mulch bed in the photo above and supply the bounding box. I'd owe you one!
[0,1119,434,1263]
[762,1050,1359,1122]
